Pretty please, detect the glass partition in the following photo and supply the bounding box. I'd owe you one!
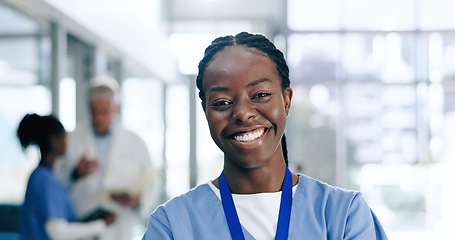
[0,3,49,204]
[286,1,455,238]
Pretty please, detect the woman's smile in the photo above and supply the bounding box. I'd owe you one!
[231,127,267,142]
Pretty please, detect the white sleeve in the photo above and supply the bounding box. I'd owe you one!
[45,219,106,240]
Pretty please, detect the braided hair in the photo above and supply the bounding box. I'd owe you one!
[196,32,290,165]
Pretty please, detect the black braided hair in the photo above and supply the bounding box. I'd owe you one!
[17,113,65,156]
[196,32,290,165]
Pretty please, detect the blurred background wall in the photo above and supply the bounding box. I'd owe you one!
[1,0,455,239]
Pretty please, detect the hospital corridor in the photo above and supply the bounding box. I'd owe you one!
[1,0,455,239]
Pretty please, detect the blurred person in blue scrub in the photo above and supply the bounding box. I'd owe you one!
[18,113,116,240]
[142,32,388,240]
[56,76,156,240]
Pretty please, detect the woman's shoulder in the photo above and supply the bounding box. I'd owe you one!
[26,167,60,195]
[144,182,234,239]
[29,166,53,182]
[292,174,388,239]
[152,183,219,217]
[295,174,369,222]
[296,174,360,204]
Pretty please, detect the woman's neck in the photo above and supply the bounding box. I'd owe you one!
[42,153,57,167]
[215,160,292,194]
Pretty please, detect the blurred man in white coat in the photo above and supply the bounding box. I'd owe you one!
[56,76,156,240]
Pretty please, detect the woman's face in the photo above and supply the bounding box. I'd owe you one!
[202,46,292,170]
[51,132,67,156]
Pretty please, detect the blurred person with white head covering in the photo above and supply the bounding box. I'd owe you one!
[56,76,157,240]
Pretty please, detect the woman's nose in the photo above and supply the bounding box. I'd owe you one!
[232,99,255,123]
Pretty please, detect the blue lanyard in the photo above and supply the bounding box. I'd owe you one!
[219,167,293,240]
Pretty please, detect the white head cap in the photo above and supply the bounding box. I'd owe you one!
[89,76,120,105]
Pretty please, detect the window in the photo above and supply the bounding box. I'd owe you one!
[0,4,50,204]
[286,0,455,238]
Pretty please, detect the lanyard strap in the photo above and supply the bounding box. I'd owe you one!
[219,167,293,240]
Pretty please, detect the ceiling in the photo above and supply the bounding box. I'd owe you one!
[165,0,287,34]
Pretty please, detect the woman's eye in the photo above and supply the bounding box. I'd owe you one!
[211,100,231,109]
[252,92,271,100]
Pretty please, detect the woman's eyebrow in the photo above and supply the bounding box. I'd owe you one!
[247,78,272,87]
[208,78,272,93]
[209,86,231,93]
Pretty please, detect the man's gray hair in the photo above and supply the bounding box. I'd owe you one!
[89,76,120,105]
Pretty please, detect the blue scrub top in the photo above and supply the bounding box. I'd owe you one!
[143,174,388,239]
[21,160,77,240]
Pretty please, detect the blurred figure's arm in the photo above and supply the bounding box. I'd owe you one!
[45,214,116,240]
[45,219,105,240]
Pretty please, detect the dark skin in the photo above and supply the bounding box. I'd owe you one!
[45,132,117,225]
[202,46,298,194]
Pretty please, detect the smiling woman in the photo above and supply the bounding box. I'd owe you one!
[142,32,389,240]
[202,46,292,172]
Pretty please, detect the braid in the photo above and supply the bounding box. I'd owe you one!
[196,35,235,102]
[196,32,291,165]
[282,134,289,166]
[196,32,290,102]
[234,32,290,90]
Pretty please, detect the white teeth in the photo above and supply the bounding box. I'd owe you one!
[233,128,265,142]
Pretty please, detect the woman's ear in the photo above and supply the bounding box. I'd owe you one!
[283,87,293,116]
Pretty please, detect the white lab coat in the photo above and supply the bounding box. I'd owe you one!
[56,120,156,240]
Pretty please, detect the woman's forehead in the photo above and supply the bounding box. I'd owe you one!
[203,56,280,97]
[205,46,276,76]
[209,46,268,63]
